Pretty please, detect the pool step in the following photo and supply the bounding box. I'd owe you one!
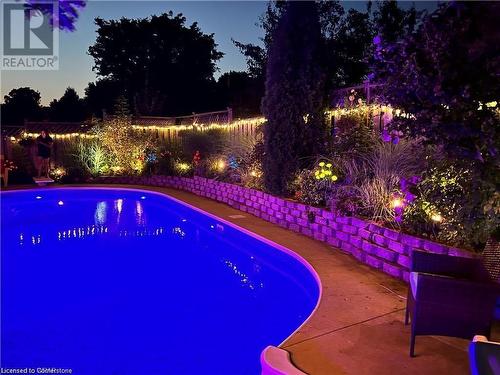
[260,346,307,375]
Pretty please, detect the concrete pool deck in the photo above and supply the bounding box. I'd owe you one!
[2,184,478,374]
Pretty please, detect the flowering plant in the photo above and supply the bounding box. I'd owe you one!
[314,161,338,182]
[192,150,201,167]
[2,160,17,171]
[293,161,340,206]
[49,167,67,182]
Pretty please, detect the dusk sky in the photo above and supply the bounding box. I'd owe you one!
[1,1,436,106]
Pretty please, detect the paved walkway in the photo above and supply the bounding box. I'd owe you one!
[3,184,473,374]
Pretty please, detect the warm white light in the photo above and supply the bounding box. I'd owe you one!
[391,198,404,208]
[217,159,226,171]
[431,213,443,223]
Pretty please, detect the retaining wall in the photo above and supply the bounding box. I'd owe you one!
[94,175,474,282]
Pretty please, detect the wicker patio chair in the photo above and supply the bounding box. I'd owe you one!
[405,249,500,357]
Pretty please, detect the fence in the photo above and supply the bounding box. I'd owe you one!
[1,99,405,170]
[1,109,264,168]
[131,109,264,149]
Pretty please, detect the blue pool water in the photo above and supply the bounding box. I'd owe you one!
[1,188,319,375]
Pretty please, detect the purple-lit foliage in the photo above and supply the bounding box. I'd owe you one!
[373,1,500,249]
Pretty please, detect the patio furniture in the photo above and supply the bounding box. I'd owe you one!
[405,250,500,357]
[469,335,500,375]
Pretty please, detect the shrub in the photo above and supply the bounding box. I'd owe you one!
[332,104,376,156]
[179,129,228,159]
[173,160,193,176]
[329,137,426,224]
[293,162,339,207]
[93,96,156,175]
[240,163,264,190]
[404,162,500,251]
[76,140,110,177]
[156,145,182,176]
[49,166,67,182]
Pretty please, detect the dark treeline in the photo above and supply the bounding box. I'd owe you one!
[2,1,417,125]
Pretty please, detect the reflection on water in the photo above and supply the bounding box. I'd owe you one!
[135,201,145,226]
[115,199,123,214]
[93,199,146,227]
[172,226,186,238]
[223,258,264,291]
[16,225,168,246]
[94,201,107,225]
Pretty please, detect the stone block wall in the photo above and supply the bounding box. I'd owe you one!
[94,175,474,281]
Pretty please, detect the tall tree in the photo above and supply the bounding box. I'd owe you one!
[49,87,86,122]
[262,1,326,195]
[2,87,43,125]
[233,1,287,81]
[216,71,262,117]
[84,79,124,119]
[326,7,374,88]
[374,1,499,161]
[234,1,374,97]
[88,12,223,116]
[373,0,417,45]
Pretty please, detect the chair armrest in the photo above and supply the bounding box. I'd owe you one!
[473,335,500,345]
[415,272,500,307]
[411,250,482,279]
[469,335,500,375]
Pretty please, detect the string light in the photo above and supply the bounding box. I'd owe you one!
[131,116,265,133]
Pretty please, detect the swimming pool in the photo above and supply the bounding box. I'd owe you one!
[1,188,320,374]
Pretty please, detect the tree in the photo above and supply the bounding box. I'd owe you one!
[84,79,123,118]
[234,1,374,96]
[375,2,499,161]
[216,71,261,117]
[233,1,287,81]
[2,87,43,125]
[374,2,500,246]
[88,12,223,116]
[325,7,374,88]
[373,0,417,45]
[262,1,326,195]
[49,87,86,122]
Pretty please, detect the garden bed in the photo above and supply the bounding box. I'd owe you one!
[93,175,475,282]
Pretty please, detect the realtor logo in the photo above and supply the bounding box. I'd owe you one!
[1,1,59,70]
